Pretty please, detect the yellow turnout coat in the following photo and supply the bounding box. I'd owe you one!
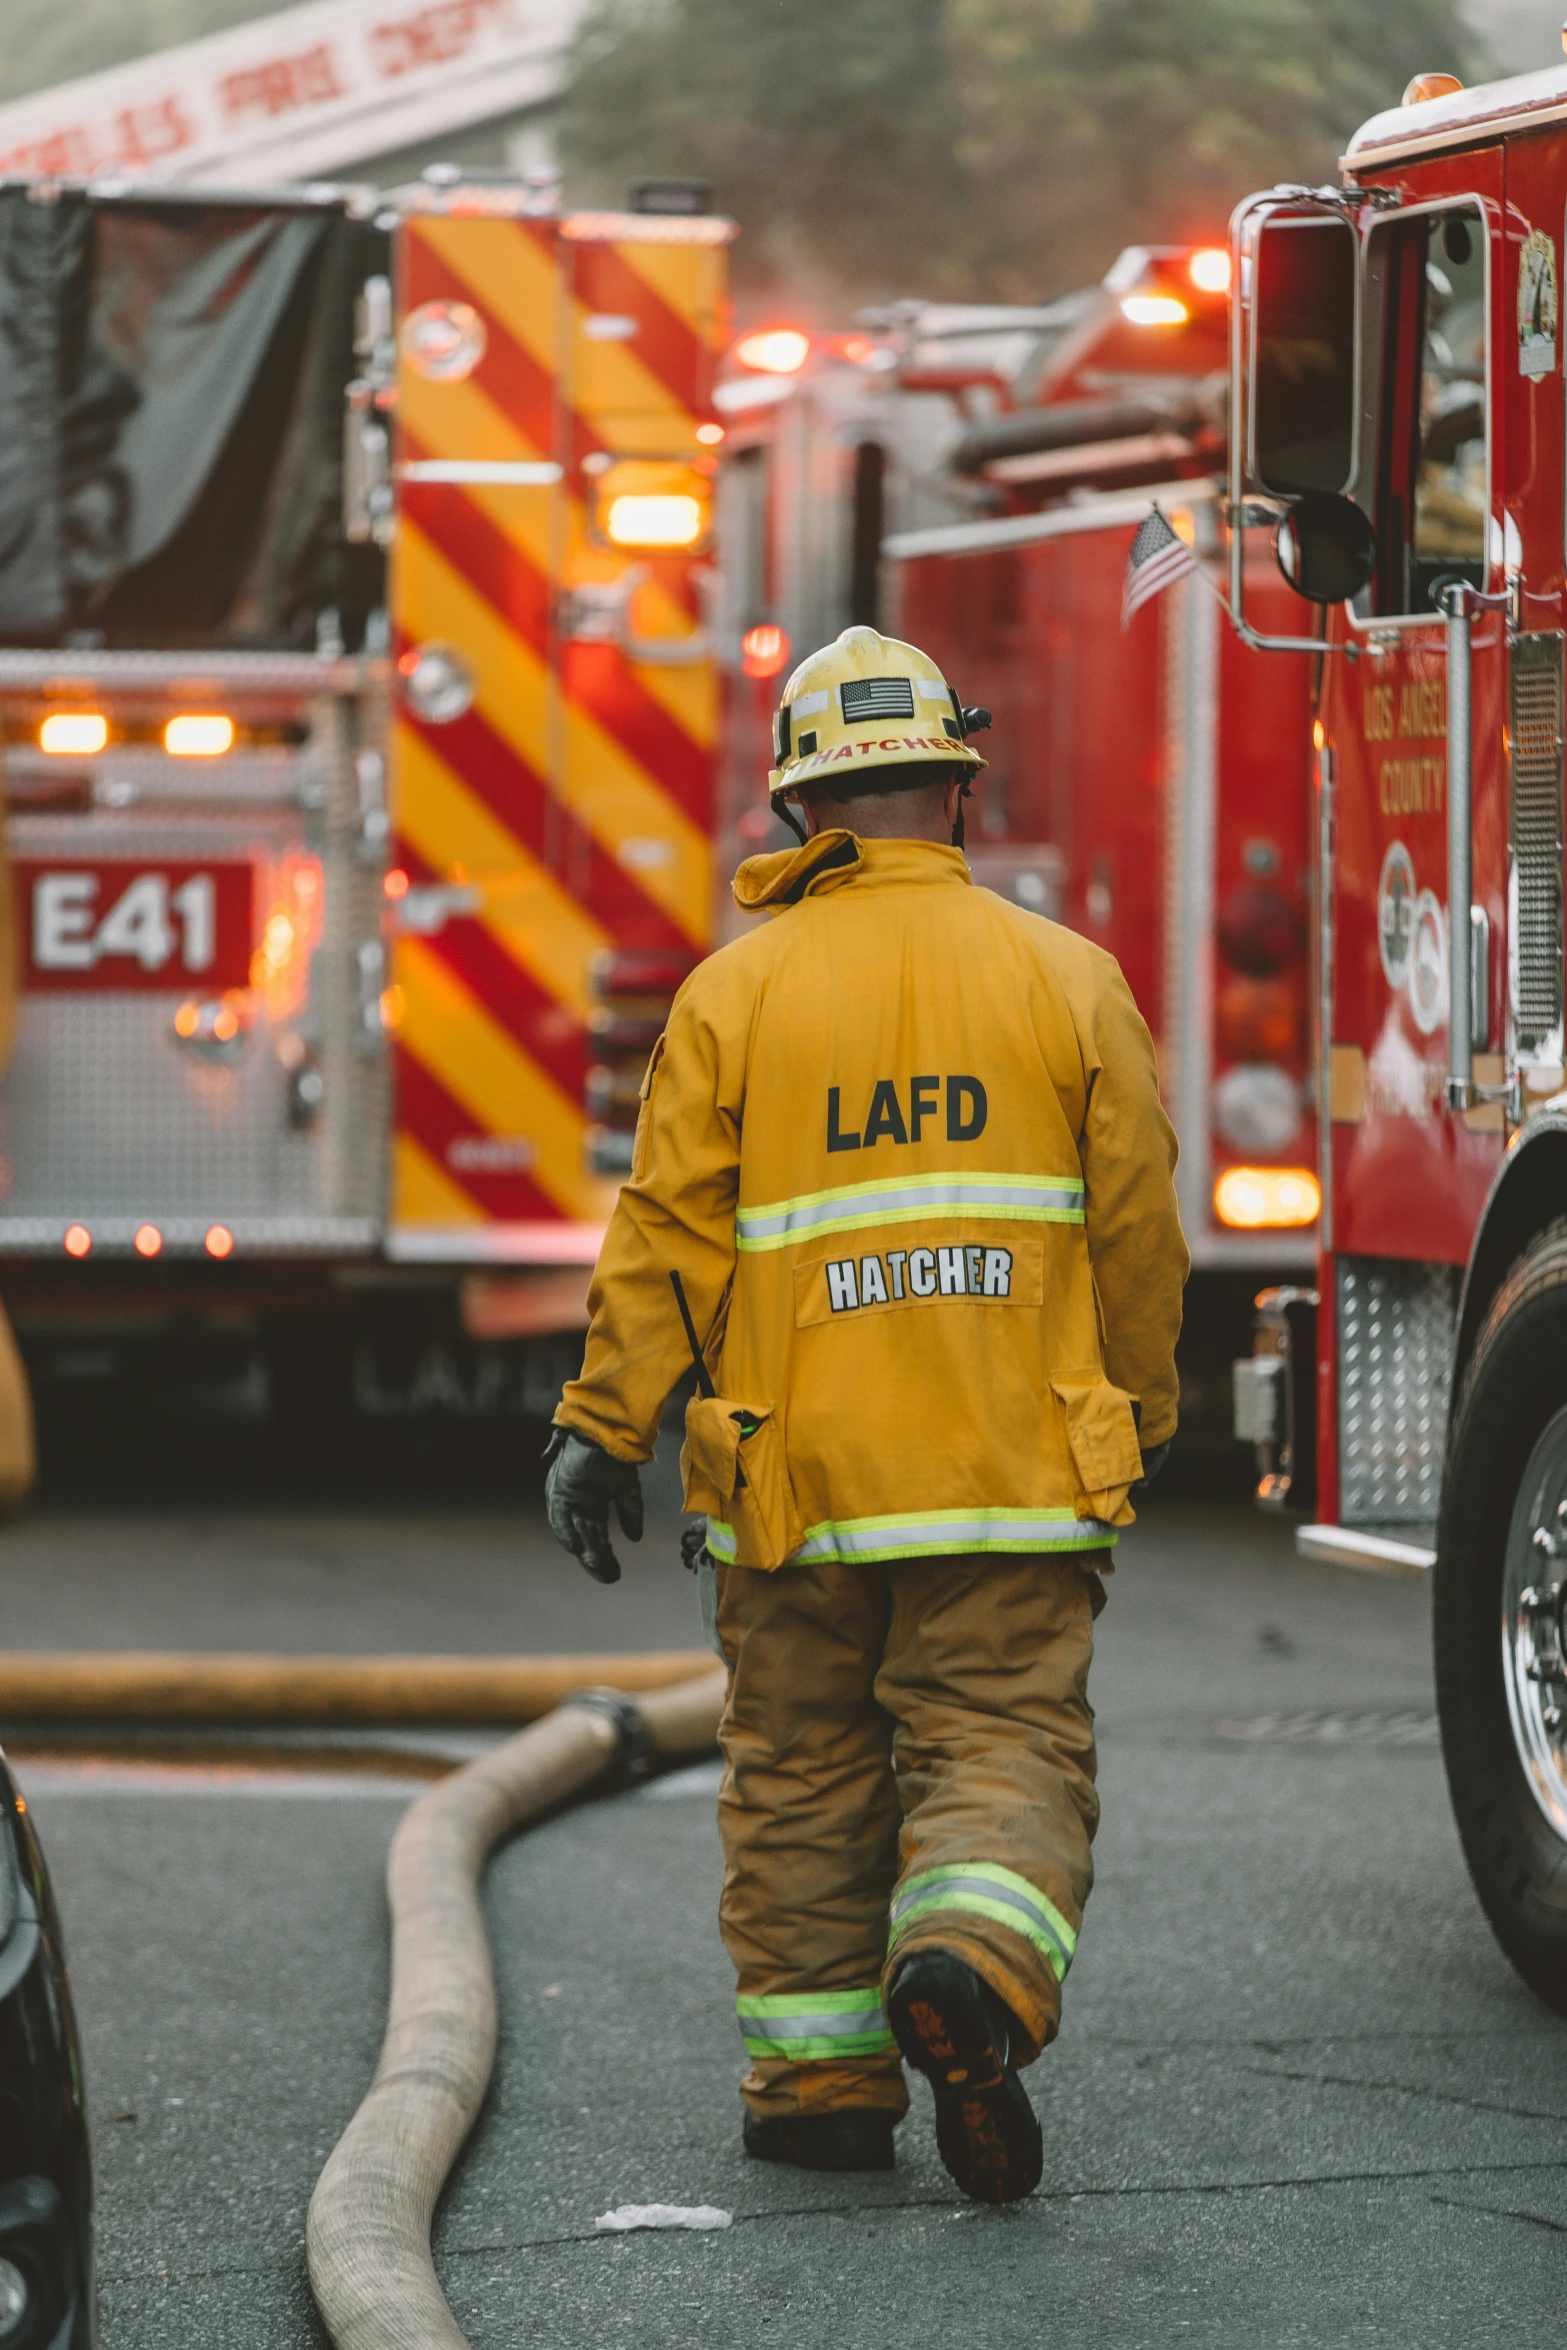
[556,832,1187,1569]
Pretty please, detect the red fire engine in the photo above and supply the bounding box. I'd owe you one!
[0,170,729,1428]
[887,253,1320,1340]
[1227,57,1567,2000]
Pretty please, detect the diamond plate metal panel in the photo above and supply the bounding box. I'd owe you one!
[1510,632,1564,1053]
[1338,1256,1458,1524]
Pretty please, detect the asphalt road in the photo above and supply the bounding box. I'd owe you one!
[8,1485,1567,2348]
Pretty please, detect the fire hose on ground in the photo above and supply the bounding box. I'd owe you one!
[305,1668,728,2350]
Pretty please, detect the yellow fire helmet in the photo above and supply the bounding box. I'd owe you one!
[768,625,989,826]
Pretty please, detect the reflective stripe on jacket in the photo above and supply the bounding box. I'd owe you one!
[555,832,1188,1569]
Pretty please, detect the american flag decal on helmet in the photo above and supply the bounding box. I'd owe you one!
[1121,506,1196,629]
[840,676,917,721]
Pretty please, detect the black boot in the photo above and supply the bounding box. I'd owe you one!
[742,2109,897,2172]
[886,1950,1043,2205]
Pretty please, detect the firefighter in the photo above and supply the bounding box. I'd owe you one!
[545,625,1186,2203]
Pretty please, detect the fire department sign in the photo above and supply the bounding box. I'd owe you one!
[1519,228,1558,378]
[16,861,255,994]
[1377,841,1416,991]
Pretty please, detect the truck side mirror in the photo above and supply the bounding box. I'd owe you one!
[1246,212,1357,497]
[1274,493,1377,604]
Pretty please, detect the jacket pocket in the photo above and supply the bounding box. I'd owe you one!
[1049,1373,1142,1527]
[681,1394,802,1571]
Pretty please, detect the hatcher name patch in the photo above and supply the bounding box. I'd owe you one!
[794,1238,1044,1328]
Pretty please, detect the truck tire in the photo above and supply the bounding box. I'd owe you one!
[1436,1220,1567,2011]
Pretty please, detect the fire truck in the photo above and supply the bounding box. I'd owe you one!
[711,302,1054,893]
[712,257,1320,1436]
[1226,56,1567,2002]
[0,170,729,1429]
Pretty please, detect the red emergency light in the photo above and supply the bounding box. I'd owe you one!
[1109,246,1231,330]
[742,624,790,680]
[733,327,811,375]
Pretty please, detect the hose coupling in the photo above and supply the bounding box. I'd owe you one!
[559,1687,653,1783]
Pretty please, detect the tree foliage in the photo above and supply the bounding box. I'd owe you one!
[562,0,1487,305]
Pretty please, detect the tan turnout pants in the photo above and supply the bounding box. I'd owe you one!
[715,1549,1104,2121]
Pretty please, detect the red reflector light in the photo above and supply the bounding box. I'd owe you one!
[1217,976,1301,1063]
[384,869,410,900]
[1188,247,1231,294]
[742,624,790,679]
[1216,884,1304,977]
[205,1225,234,1259]
[134,1224,163,1258]
[1214,1167,1320,1230]
[63,1224,91,1258]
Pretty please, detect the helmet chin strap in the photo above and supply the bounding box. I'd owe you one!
[774,796,809,847]
[952,780,973,851]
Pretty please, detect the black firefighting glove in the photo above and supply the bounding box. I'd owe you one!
[542,1426,643,1584]
[1127,1397,1170,1490]
[1135,1439,1171,1488]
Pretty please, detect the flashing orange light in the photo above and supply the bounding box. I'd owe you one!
[1188,247,1232,295]
[1214,1166,1321,1231]
[133,1223,164,1258]
[384,868,411,900]
[249,854,323,1021]
[40,712,107,756]
[733,327,811,375]
[164,713,235,758]
[605,493,704,548]
[695,421,725,445]
[1120,293,1190,328]
[212,1006,239,1042]
[204,1225,234,1260]
[174,1001,200,1039]
[741,623,791,680]
[63,1225,91,1259]
[1313,719,1326,750]
[1402,71,1462,107]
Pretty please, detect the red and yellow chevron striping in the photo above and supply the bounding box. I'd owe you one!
[387,200,731,1251]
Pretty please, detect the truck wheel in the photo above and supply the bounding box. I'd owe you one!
[1437,1221,1567,2012]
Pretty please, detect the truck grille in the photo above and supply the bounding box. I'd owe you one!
[1510,632,1565,1053]
[1337,1256,1458,1524]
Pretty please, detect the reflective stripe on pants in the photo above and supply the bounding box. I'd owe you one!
[736,1987,897,2062]
[888,1861,1078,1983]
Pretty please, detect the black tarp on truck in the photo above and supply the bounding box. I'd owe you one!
[0,182,383,649]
